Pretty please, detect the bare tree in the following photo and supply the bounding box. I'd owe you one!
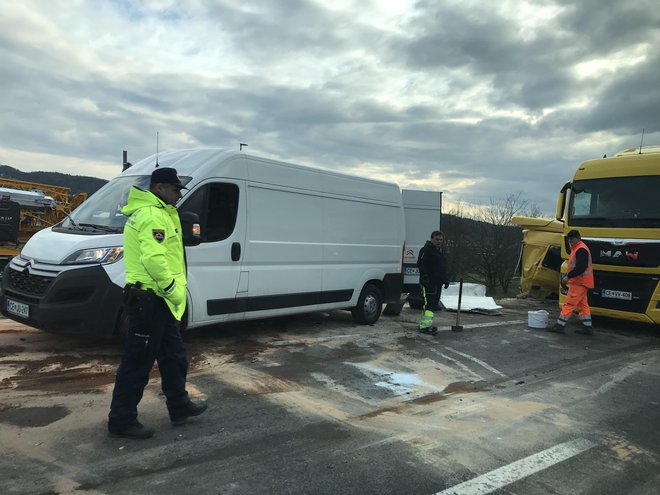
[442,202,477,283]
[526,202,544,218]
[471,193,527,294]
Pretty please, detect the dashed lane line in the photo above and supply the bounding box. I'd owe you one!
[434,437,597,495]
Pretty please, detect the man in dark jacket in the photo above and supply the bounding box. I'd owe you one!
[417,230,450,335]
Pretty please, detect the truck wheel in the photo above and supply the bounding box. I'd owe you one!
[408,296,423,310]
[351,283,382,324]
[383,301,404,316]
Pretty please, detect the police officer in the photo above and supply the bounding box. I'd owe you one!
[108,167,207,439]
[549,229,594,335]
[417,230,450,335]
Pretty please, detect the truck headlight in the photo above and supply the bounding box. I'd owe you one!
[62,247,123,265]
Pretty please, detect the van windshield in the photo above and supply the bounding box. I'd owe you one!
[57,176,151,233]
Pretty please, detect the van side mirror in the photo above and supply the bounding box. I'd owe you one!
[180,211,201,246]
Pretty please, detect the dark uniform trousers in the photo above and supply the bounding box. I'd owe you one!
[421,284,441,312]
[108,294,189,428]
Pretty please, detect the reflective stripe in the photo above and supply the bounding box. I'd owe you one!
[419,310,434,329]
[419,286,435,328]
[567,241,594,288]
[163,279,176,295]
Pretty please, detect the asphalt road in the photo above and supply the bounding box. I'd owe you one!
[1,299,659,495]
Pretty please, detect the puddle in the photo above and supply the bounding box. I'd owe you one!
[1,355,118,392]
[374,373,424,394]
[0,405,70,427]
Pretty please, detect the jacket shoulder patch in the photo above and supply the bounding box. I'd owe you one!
[152,229,165,242]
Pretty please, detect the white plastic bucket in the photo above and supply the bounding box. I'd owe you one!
[528,310,549,329]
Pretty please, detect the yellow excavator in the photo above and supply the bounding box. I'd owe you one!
[0,178,87,271]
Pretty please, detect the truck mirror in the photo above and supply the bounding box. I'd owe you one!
[555,181,571,221]
[180,211,201,246]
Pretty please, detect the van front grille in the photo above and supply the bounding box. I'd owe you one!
[7,268,53,297]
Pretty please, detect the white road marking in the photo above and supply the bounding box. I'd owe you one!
[425,349,484,381]
[435,438,597,495]
[593,365,639,396]
[444,347,507,378]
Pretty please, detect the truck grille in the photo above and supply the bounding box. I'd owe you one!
[7,268,53,297]
[591,271,659,313]
[585,238,660,268]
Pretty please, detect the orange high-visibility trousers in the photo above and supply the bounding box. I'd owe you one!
[561,284,591,318]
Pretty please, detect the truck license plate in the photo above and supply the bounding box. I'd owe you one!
[5,298,29,318]
[601,289,632,301]
[404,267,419,276]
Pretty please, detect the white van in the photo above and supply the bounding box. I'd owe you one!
[1,149,406,337]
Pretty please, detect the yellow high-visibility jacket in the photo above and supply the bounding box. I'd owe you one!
[122,186,186,320]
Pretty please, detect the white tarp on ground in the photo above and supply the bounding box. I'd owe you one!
[440,283,503,315]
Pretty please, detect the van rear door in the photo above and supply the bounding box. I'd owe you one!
[401,189,442,293]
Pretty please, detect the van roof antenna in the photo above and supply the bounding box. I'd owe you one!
[155,131,160,167]
[240,143,248,151]
[639,128,645,154]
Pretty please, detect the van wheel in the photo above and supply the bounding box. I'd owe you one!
[383,301,404,316]
[351,284,382,324]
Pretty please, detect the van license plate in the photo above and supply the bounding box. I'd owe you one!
[404,267,419,275]
[5,298,29,318]
[601,289,632,301]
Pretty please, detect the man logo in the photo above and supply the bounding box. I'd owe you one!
[600,249,639,261]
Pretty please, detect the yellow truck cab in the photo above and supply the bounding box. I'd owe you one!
[555,146,660,324]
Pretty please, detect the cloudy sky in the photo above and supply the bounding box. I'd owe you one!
[1,0,659,214]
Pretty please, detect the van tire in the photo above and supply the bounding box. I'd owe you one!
[351,283,382,325]
[383,301,404,316]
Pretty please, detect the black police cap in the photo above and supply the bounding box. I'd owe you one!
[150,167,187,189]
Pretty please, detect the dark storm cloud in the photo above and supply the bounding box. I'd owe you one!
[395,1,578,110]
[576,53,660,135]
[197,0,356,60]
[556,0,660,53]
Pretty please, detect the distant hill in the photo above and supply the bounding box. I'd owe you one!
[0,165,108,197]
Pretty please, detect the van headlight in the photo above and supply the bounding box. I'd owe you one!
[62,247,123,265]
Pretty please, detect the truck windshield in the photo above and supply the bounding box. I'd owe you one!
[59,175,151,233]
[569,175,660,228]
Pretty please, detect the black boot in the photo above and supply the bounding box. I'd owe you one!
[548,323,566,334]
[170,400,208,426]
[575,326,594,335]
[108,421,155,440]
[418,326,438,335]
